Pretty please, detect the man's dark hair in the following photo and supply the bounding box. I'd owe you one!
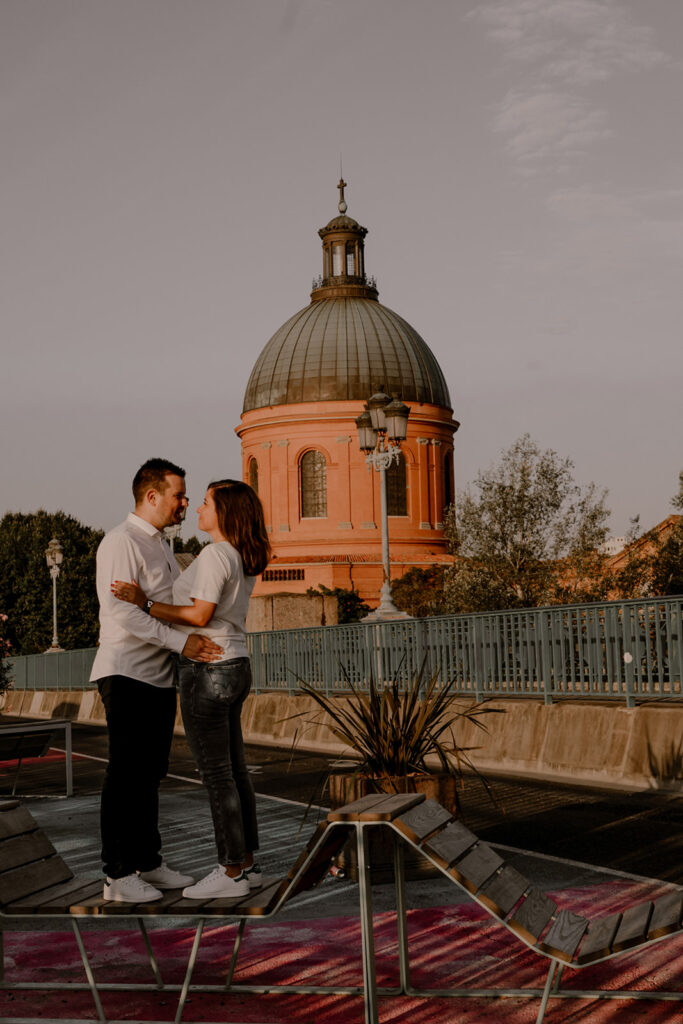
[132,458,186,504]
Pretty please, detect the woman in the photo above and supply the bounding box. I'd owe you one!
[111,479,271,899]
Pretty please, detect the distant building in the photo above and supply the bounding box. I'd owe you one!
[605,515,682,573]
[598,536,626,556]
[236,181,458,604]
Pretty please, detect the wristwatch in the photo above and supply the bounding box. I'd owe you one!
[143,599,155,614]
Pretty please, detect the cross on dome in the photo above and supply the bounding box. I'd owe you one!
[337,177,347,214]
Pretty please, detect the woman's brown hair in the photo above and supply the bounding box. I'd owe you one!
[208,479,272,577]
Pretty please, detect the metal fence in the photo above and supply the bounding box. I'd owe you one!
[6,596,682,708]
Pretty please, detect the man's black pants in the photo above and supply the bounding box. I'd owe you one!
[97,675,177,879]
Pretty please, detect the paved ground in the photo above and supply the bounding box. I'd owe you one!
[2,717,682,1022]
[3,718,683,879]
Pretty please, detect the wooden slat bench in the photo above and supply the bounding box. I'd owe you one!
[1,793,682,1024]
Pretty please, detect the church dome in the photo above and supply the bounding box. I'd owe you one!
[242,296,451,411]
[243,178,451,413]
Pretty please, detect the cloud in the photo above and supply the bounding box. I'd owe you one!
[469,0,669,173]
[495,89,610,170]
[471,0,667,81]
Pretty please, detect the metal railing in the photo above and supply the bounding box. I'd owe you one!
[6,596,682,708]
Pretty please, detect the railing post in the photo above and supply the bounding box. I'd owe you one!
[472,616,484,703]
[285,632,296,695]
[537,609,553,705]
[622,603,636,708]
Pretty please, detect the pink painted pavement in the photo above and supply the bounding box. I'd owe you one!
[2,879,682,1022]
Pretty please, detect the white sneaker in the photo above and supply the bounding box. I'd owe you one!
[243,863,263,889]
[138,861,194,890]
[104,873,162,903]
[182,866,249,899]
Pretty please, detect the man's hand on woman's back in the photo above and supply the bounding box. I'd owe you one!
[182,634,223,662]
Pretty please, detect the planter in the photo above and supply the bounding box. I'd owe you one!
[328,772,458,882]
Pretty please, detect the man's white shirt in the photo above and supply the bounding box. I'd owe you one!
[90,513,187,688]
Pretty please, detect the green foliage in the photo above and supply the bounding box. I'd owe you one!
[650,527,683,596]
[296,659,501,808]
[610,517,653,599]
[306,585,371,624]
[392,566,449,617]
[174,535,208,556]
[0,511,104,654]
[0,613,12,696]
[443,434,610,612]
[610,473,683,599]
[649,473,683,597]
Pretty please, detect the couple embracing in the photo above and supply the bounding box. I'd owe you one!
[90,458,271,903]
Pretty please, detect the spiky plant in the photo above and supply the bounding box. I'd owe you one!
[296,658,501,799]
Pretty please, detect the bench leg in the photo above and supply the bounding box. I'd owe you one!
[174,918,204,1024]
[392,833,411,994]
[357,823,379,1024]
[71,918,107,1023]
[224,918,247,990]
[536,959,561,1024]
[65,720,73,797]
[137,917,164,989]
[552,963,564,993]
[10,759,23,797]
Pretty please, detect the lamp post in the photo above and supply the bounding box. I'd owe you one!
[45,538,64,653]
[164,523,182,553]
[355,391,411,621]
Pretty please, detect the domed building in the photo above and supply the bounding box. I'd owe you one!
[236,180,459,604]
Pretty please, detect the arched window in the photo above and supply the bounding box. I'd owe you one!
[332,244,344,276]
[300,450,327,518]
[443,451,454,514]
[387,452,407,516]
[248,458,259,495]
[346,244,356,275]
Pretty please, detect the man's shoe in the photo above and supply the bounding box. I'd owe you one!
[182,866,249,899]
[104,873,162,903]
[138,861,194,890]
[243,863,263,889]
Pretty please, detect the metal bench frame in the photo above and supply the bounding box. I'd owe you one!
[1,792,682,1024]
[0,719,72,797]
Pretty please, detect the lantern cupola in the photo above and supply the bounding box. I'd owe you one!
[311,179,378,301]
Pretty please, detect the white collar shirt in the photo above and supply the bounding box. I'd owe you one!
[90,512,186,688]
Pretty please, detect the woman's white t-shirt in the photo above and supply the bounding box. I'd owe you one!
[172,542,256,660]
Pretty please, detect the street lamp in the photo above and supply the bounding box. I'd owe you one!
[164,523,182,553]
[355,390,411,621]
[163,507,186,553]
[44,538,64,653]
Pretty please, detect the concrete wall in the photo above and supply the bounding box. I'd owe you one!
[3,687,682,792]
[246,592,338,631]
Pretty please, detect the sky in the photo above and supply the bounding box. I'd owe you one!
[2,0,681,537]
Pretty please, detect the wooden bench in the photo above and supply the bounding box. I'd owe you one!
[0,719,73,797]
[1,793,682,1024]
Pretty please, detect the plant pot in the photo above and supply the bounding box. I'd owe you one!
[328,772,458,883]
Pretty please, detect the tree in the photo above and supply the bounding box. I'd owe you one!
[392,566,449,617]
[650,472,683,596]
[306,585,371,624]
[0,613,12,696]
[443,435,610,612]
[610,516,653,599]
[0,511,104,654]
[174,535,209,556]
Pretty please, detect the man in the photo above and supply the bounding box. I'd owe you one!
[91,458,222,903]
